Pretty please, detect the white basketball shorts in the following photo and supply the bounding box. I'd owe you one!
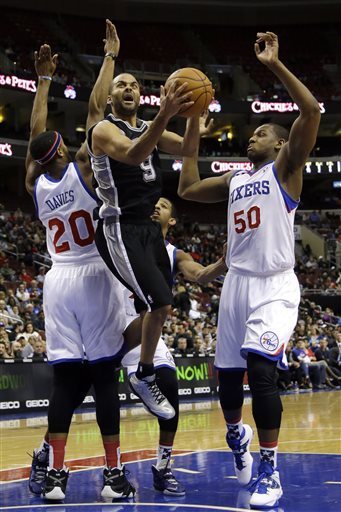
[121,337,176,375]
[215,269,300,370]
[43,261,126,363]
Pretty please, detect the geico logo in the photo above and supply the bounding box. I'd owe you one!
[83,395,95,403]
[194,387,211,394]
[26,399,49,408]
[178,388,192,395]
[130,393,139,400]
[0,419,20,428]
[0,401,20,409]
[118,394,126,401]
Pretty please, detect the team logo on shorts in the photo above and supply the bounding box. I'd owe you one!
[260,331,279,352]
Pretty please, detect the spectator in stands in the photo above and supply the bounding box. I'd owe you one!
[329,335,341,377]
[0,300,11,327]
[29,339,47,360]
[0,275,6,293]
[192,335,205,356]
[173,337,191,356]
[12,340,23,359]
[16,283,30,306]
[36,267,46,285]
[0,340,10,359]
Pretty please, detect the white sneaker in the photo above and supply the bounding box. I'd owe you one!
[249,461,283,509]
[226,424,253,486]
[129,373,175,420]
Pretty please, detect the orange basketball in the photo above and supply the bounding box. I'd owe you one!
[164,67,213,118]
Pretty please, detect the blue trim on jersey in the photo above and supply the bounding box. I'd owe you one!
[48,357,84,365]
[44,164,68,183]
[88,351,124,364]
[74,161,97,200]
[172,248,177,276]
[272,165,300,212]
[33,176,40,218]
[240,347,288,368]
[214,366,246,372]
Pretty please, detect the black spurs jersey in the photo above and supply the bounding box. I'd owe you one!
[87,114,162,221]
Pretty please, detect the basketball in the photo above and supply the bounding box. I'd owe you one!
[164,67,213,118]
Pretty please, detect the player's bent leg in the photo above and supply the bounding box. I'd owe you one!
[129,305,175,420]
[219,370,254,486]
[151,367,185,496]
[247,353,283,508]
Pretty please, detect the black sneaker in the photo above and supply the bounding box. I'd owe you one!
[101,466,136,499]
[28,447,49,494]
[42,467,69,500]
[152,463,185,496]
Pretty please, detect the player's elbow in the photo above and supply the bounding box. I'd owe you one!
[177,186,193,200]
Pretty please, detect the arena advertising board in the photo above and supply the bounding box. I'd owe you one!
[0,357,219,413]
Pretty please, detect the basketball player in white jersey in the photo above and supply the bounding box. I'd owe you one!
[178,32,321,509]
[121,197,226,496]
[26,22,136,501]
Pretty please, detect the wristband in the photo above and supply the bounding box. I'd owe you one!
[105,52,117,60]
[39,75,52,81]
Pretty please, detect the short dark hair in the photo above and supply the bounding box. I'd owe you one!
[29,131,61,164]
[269,123,289,141]
[161,197,177,219]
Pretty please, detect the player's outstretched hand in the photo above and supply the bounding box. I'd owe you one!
[254,31,279,67]
[159,81,194,119]
[103,19,120,57]
[199,110,216,138]
[34,44,58,78]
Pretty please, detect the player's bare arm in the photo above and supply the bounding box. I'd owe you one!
[177,117,230,202]
[255,32,321,199]
[25,44,58,195]
[92,81,193,164]
[176,250,227,286]
[76,19,119,184]
[158,110,216,156]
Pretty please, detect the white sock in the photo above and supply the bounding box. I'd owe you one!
[227,419,244,440]
[260,445,278,469]
[156,444,172,470]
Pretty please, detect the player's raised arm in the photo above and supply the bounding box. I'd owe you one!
[255,31,321,199]
[25,45,58,195]
[177,117,229,203]
[76,19,119,168]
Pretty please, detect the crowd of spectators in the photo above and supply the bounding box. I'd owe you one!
[0,203,340,394]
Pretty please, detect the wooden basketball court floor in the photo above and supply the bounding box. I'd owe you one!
[1,390,340,511]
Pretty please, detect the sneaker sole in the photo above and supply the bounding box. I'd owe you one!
[42,489,65,500]
[128,382,175,420]
[153,485,185,497]
[101,487,135,499]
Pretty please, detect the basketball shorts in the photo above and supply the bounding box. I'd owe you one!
[43,260,126,364]
[121,337,176,376]
[96,219,173,312]
[215,269,300,370]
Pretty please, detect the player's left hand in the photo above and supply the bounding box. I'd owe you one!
[34,44,58,78]
[199,110,216,137]
[103,19,120,57]
[254,31,279,67]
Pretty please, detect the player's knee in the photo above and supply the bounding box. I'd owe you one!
[247,352,278,397]
[218,370,245,411]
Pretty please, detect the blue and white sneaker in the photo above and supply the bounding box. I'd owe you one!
[28,447,49,494]
[249,460,283,509]
[152,463,185,496]
[226,424,253,486]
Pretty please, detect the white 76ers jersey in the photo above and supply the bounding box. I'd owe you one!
[227,162,299,275]
[34,162,101,265]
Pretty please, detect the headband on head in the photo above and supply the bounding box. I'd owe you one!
[35,132,62,165]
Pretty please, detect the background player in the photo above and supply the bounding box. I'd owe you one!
[177,32,321,509]
[121,196,226,496]
[87,71,213,420]
[26,22,136,501]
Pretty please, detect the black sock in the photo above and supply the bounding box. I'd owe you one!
[136,362,155,379]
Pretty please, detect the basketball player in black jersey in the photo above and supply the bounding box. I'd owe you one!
[87,73,213,419]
